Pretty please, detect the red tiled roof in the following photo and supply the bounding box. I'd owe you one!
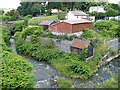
[70,39,90,49]
[64,19,92,24]
[39,20,55,25]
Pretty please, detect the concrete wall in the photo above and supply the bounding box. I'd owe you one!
[107,39,120,51]
[26,36,72,52]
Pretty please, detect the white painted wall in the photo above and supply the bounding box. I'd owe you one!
[65,12,87,20]
[51,31,83,37]
[89,7,105,13]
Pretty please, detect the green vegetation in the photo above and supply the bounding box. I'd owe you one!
[57,11,66,20]
[1,26,34,89]
[0,16,13,21]
[1,50,34,89]
[106,8,118,17]
[13,20,24,33]
[95,75,118,88]
[56,78,72,88]
[5,9,20,21]
[1,26,11,51]
[28,16,58,25]
[14,27,95,79]
[14,20,116,80]
[94,20,118,38]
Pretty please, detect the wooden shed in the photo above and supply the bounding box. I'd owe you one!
[70,39,94,58]
[49,19,92,35]
[39,20,57,30]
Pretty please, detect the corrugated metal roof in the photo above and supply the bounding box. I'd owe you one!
[64,19,92,24]
[39,20,55,25]
[70,39,90,49]
[69,11,88,16]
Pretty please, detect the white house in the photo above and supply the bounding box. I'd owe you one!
[89,6,105,13]
[65,11,88,20]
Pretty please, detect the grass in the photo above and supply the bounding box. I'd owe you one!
[28,15,58,25]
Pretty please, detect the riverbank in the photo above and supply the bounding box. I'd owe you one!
[10,37,120,88]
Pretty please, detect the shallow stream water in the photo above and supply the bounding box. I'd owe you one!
[10,38,120,88]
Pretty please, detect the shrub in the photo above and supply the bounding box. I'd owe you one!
[22,26,43,37]
[65,60,92,79]
[81,28,99,39]
[13,20,24,33]
[57,11,66,20]
[1,16,13,21]
[94,20,117,31]
[2,26,10,46]
[1,50,34,89]
[56,78,72,88]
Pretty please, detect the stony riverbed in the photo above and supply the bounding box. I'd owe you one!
[10,38,119,88]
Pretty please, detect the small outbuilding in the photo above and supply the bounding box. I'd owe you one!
[70,39,94,58]
[49,19,92,36]
[39,20,57,30]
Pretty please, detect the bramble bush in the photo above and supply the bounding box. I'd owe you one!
[13,20,24,33]
[1,26,35,89]
[22,26,43,37]
[1,50,34,89]
[93,20,118,37]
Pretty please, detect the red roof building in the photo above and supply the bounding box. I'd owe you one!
[70,39,94,57]
[49,19,92,35]
[39,20,57,30]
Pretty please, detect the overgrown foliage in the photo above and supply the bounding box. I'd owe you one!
[13,20,24,33]
[14,29,95,79]
[1,25,35,89]
[95,74,118,88]
[1,51,34,89]
[57,11,66,20]
[5,9,20,21]
[94,20,118,37]
[56,78,72,88]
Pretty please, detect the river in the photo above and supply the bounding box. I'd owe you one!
[10,38,120,88]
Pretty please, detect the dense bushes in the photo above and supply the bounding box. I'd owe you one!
[94,20,118,37]
[1,50,34,89]
[0,26,11,51]
[56,78,72,88]
[1,26,35,89]
[13,20,24,33]
[0,16,13,21]
[57,11,66,20]
[2,26,10,45]
[66,60,92,79]
[81,28,100,39]
[22,26,43,37]
[14,30,94,79]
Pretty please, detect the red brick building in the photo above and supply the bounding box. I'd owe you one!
[49,19,92,35]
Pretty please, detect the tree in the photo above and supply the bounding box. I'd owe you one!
[17,2,45,16]
[57,11,66,20]
[5,9,20,21]
[105,8,117,17]
[0,10,4,15]
[45,9,52,16]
